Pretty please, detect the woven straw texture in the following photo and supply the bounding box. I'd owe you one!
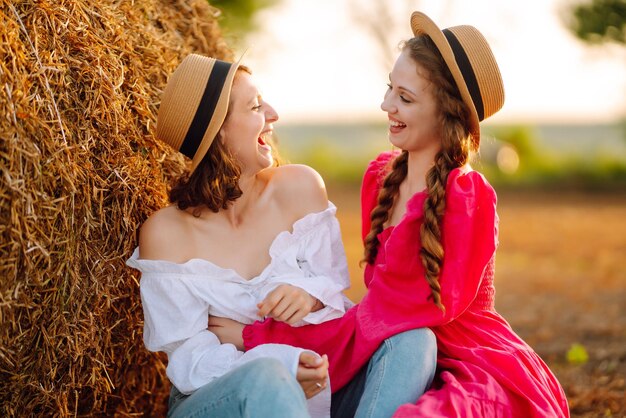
[1,0,231,415]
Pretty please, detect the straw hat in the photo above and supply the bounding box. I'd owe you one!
[410,12,505,146]
[156,54,243,173]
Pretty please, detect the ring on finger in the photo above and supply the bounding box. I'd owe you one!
[315,382,323,389]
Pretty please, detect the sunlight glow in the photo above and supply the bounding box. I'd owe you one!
[241,0,626,124]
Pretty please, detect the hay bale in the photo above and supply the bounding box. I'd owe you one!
[0,0,232,415]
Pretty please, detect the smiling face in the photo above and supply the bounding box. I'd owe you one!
[380,49,442,155]
[219,70,279,175]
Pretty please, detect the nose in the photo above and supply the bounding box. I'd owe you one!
[380,92,395,114]
[265,102,279,123]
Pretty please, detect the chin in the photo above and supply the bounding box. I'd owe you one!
[388,136,405,150]
[260,156,274,168]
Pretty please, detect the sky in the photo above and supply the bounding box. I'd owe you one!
[236,0,626,125]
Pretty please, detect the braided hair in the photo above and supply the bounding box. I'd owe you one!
[363,35,475,312]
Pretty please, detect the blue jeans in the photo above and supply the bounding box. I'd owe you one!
[331,328,437,418]
[167,358,310,418]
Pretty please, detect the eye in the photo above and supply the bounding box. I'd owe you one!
[387,83,411,103]
[252,104,261,111]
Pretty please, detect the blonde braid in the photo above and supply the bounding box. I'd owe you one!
[420,152,454,312]
[363,152,409,265]
[407,36,474,311]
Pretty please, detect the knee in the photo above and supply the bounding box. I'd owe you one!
[239,358,292,387]
[390,328,436,348]
[238,358,302,396]
[237,358,308,417]
[384,328,437,367]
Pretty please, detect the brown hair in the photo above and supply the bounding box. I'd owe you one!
[168,66,252,214]
[363,35,474,312]
[168,137,243,214]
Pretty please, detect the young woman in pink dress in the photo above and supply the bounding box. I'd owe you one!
[211,11,569,417]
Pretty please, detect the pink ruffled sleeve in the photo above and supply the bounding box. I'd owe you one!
[359,168,498,333]
[243,163,499,391]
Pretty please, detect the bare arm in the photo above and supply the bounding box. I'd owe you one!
[208,316,328,399]
[208,316,245,350]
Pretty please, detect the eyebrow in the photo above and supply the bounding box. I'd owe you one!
[388,73,418,97]
[246,93,262,106]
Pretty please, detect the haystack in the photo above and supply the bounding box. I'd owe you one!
[0,0,231,415]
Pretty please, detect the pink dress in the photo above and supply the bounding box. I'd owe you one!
[243,152,569,417]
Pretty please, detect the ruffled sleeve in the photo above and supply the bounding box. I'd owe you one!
[243,167,499,391]
[260,204,352,325]
[438,169,498,319]
[360,168,498,328]
[126,251,319,396]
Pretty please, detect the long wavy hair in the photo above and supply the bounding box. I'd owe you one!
[168,66,283,215]
[362,35,476,312]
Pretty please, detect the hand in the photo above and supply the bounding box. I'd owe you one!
[208,316,245,350]
[297,351,329,399]
[258,284,322,325]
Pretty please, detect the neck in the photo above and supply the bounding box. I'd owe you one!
[404,146,440,194]
[223,172,263,227]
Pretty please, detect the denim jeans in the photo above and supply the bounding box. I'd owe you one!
[331,328,437,418]
[167,357,310,418]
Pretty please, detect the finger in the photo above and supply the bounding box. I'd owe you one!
[267,297,294,321]
[258,292,283,317]
[299,352,323,368]
[303,380,326,399]
[298,365,327,382]
[308,354,328,369]
[256,302,266,318]
[267,299,289,320]
[284,309,306,325]
[274,303,301,324]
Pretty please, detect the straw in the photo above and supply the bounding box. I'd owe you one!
[1,0,231,415]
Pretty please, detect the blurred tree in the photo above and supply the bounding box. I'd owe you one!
[567,0,626,45]
[565,0,626,144]
[210,0,281,42]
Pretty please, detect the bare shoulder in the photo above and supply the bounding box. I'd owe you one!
[266,164,329,215]
[138,205,188,261]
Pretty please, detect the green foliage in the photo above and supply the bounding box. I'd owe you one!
[487,125,538,160]
[277,122,626,189]
[477,124,626,189]
[567,0,626,45]
[210,0,280,40]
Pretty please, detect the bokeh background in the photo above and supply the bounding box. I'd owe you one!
[218,0,626,416]
[1,0,624,416]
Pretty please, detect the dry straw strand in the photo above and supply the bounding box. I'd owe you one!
[9,2,67,144]
[1,0,231,415]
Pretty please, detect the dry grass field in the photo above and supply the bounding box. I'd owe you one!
[328,184,626,418]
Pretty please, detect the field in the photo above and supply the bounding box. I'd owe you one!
[327,184,626,418]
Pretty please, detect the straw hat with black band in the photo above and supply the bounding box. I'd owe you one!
[156,54,244,173]
[410,12,505,147]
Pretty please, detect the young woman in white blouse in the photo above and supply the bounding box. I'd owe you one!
[127,54,350,418]
[127,54,436,418]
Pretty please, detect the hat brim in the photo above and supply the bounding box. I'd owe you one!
[190,52,246,172]
[410,12,480,142]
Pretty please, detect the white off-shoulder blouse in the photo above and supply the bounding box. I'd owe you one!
[126,204,352,418]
